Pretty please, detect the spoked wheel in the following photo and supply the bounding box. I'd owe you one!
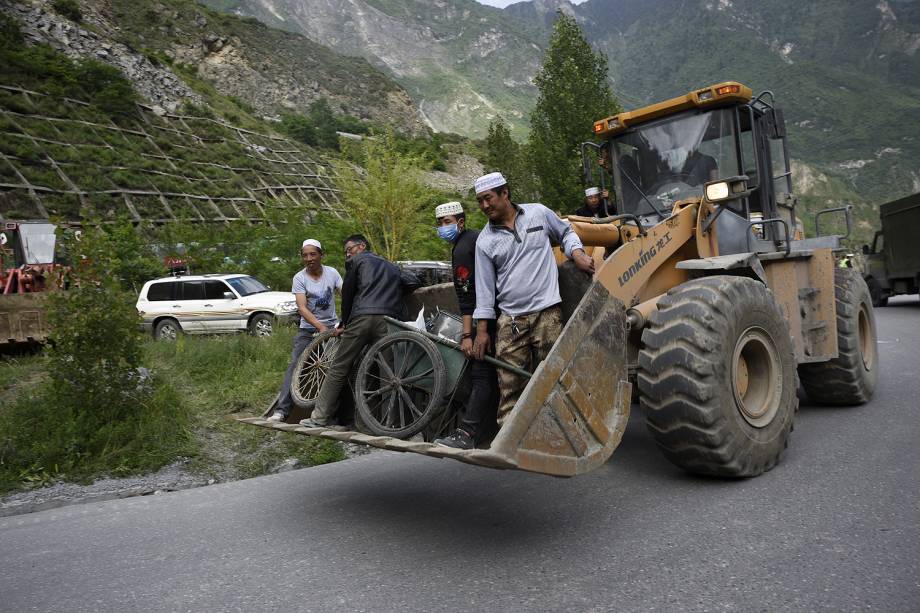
[290,330,341,409]
[355,331,447,438]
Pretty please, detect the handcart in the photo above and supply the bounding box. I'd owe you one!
[240,278,631,477]
[286,310,529,440]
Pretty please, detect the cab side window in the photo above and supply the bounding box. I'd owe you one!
[181,281,205,300]
[205,280,232,299]
[147,281,177,301]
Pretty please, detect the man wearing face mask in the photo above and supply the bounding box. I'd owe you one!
[432,201,499,449]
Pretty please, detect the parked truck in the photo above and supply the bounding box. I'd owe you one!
[862,192,920,306]
[0,221,64,348]
[240,82,878,479]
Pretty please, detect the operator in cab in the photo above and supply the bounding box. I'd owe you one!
[574,186,610,218]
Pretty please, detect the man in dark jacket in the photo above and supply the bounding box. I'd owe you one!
[430,202,499,449]
[301,234,419,428]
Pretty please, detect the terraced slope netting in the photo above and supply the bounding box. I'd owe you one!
[0,84,344,223]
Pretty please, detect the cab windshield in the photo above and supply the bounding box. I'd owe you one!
[17,223,57,264]
[607,108,740,216]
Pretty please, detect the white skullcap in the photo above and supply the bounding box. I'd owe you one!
[585,187,600,197]
[474,172,507,195]
[302,239,322,251]
[435,201,464,218]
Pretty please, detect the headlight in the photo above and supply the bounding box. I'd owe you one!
[705,181,730,201]
[704,175,750,203]
[278,301,297,312]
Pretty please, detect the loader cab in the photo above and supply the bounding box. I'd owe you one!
[604,106,742,225]
[593,83,796,254]
[0,221,57,269]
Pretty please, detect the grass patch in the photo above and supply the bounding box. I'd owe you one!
[0,327,345,494]
[140,326,345,479]
[0,362,193,493]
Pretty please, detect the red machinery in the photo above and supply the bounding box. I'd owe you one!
[0,221,65,346]
[0,221,64,294]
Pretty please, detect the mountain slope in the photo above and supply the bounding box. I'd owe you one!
[0,4,348,223]
[202,0,920,210]
[200,0,547,136]
[4,0,424,132]
[581,0,920,206]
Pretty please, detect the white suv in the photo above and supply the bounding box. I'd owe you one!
[137,274,298,340]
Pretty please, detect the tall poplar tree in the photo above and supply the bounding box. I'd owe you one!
[483,117,537,202]
[528,12,619,212]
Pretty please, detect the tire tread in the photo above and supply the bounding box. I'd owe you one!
[638,276,798,477]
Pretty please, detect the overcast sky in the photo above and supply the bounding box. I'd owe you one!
[476,0,588,7]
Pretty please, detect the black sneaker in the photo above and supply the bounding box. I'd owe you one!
[434,428,474,450]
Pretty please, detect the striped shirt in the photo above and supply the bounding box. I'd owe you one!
[473,203,583,319]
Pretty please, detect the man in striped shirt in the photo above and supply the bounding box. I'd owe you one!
[471,172,595,426]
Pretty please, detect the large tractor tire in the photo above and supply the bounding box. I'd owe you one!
[798,268,878,405]
[638,276,798,477]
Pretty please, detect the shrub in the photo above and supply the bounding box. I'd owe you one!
[51,0,82,23]
[74,60,137,118]
[279,99,372,151]
[0,223,191,491]
[279,112,318,147]
[180,101,215,119]
[333,129,443,261]
[45,225,147,419]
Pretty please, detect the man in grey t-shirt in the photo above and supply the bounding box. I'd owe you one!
[268,239,343,422]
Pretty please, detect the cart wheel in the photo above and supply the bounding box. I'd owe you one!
[355,331,447,438]
[290,330,340,410]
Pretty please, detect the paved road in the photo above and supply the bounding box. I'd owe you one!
[2,298,919,612]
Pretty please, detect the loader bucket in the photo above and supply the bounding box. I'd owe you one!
[238,272,631,478]
[472,278,631,476]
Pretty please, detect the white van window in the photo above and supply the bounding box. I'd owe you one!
[181,281,205,300]
[205,280,233,299]
[147,282,177,301]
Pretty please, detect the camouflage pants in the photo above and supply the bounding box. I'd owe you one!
[494,304,562,425]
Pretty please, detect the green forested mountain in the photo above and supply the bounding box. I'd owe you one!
[201,0,546,137]
[2,0,423,130]
[577,0,920,209]
[204,0,920,217]
[2,0,916,232]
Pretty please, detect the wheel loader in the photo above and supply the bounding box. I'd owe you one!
[239,82,878,478]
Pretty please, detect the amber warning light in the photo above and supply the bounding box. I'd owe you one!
[594,122,605,133]
[716,84,741,96]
